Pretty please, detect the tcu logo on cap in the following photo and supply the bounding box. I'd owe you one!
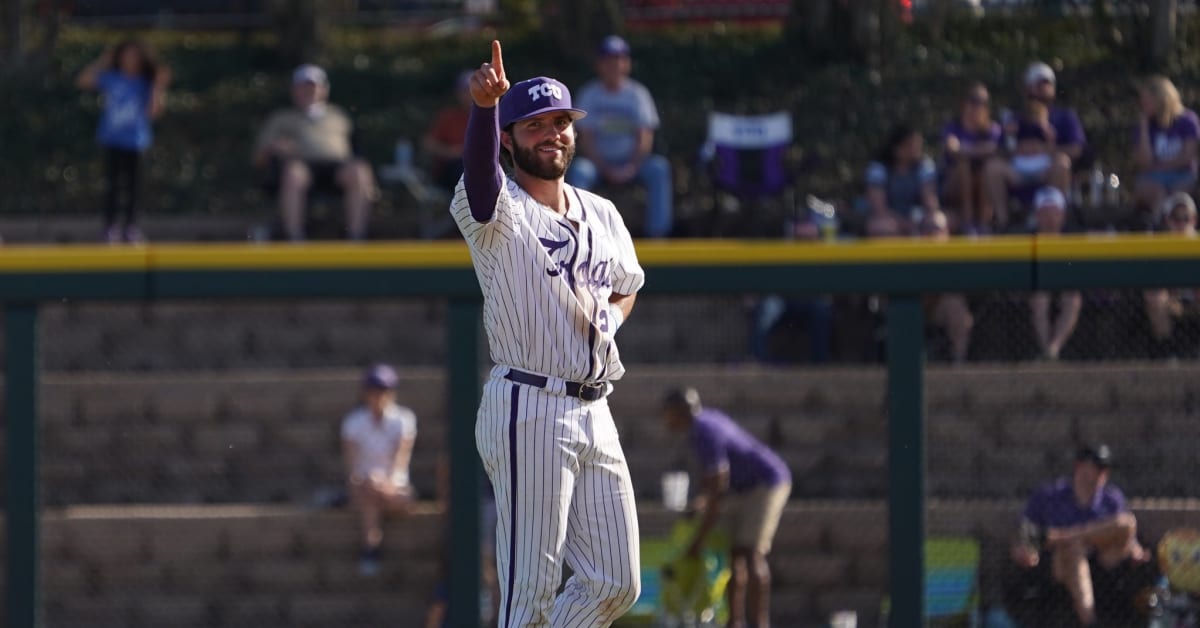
[527,82,563,102]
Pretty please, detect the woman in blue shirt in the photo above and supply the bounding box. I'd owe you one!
[864,124,941,237]
[76,41,170,243]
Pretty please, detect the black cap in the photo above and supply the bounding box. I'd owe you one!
[1076,444,1113,469]
[663,387,701,413]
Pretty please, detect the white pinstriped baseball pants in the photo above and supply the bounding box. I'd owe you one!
[476,370,641,628]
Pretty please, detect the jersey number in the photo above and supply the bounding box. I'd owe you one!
[597,308,609,333]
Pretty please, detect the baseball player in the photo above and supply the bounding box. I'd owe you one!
[450,40,645,628]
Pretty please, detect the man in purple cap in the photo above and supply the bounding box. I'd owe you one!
[662,388,791,628]
[451,41,644,627]
[341,363,418,575]
[567,35,673,238]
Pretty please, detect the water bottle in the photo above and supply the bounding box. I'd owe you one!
[1090,163,1105,209]
[1000,108,1018,153]
[394,139,413,169]
[807,195,839,242]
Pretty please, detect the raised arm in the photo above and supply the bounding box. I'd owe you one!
[463,40,511,222]
[76,47,113,91]
[149,63,172,120]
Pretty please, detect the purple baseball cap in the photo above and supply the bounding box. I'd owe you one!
[598,35,631,57]
[498,77,587,129]
[363,364,398,390]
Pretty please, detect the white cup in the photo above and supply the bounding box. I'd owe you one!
[829,610,857,628]
[661,471,689,512]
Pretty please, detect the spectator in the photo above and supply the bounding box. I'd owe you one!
[1144,192,1198,350]
[984,62,1084,229]
[253,64,375,241]
[1029,187,1082,360]
[864,124,939,237]
[75,40,171,243]
[941,82,1003,235]
[568,35,673,238]
[1010,445,1146,627]
[919,210,974,363]
[1134,76,1199,227]
[341,364,417,575]
[662,388,791,628]
[422,71,473,195]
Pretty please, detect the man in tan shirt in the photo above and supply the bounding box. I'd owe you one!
[254,64,375,240]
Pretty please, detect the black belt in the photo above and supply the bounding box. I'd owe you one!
[504,368,608,402]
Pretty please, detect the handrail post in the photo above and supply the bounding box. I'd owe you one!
[447,297,482,628]
[887,295,925,627]
[6,303,41,628]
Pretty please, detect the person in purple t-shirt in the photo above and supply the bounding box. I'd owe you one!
[941,82,1003,234]
[984,62,1085,230]
[1134,75,1200,226]
[662,388,791,628]
[1011,445,1146,627]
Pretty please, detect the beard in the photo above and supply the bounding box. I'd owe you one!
[510,135,575,181]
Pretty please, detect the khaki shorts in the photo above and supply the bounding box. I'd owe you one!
[722,482,791,555]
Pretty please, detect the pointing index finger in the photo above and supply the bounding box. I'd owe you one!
[491,40,505,80]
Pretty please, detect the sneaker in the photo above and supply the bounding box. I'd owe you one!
[358,546,382,576]
[123,225,146,244]
[103,226,121,244]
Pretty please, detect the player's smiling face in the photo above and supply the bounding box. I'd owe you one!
[505,111,576,181]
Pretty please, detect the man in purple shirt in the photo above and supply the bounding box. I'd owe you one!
[1010,445,1146,627]
[983,62,1087,229]
[662,388,791,628]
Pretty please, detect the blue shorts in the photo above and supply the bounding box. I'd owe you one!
[1139,170,1196,192]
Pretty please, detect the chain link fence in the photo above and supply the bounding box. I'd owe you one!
[12,278,1197,628]
[925,290,1200,628]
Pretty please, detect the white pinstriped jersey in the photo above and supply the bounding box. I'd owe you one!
[450,174,645,383]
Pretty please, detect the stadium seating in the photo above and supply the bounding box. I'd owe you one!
[0,499,1193,627]
[1,362,1193,507]
[0,348,1195,625]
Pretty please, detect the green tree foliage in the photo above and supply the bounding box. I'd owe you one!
[1149,0,1178,69]
[785,0,896,66]
[2,0,66,70]
[539,0,623,63]
[266,0,330,66]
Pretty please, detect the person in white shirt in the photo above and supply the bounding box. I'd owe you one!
[341,363,417,574]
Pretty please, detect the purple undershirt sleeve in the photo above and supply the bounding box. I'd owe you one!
[463,104,503,222]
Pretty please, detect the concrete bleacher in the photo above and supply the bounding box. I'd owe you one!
[21,362,1200,506]
[1,363,1195,625]
[31,297,750,372]
[28,504,442,628]
[3,498,1195,628]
